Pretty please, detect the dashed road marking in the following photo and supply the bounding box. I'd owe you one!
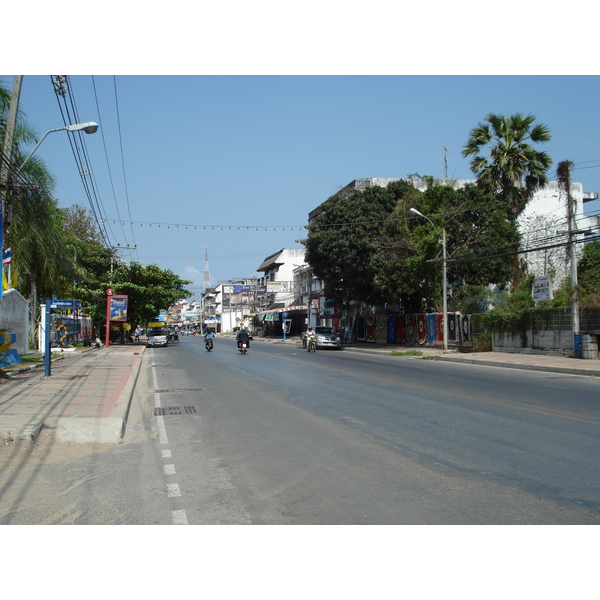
[167,483,181,497]
[171,510,188,525]
[153,361,187,523]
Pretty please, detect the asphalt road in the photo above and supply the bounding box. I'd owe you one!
[147,335,600,524]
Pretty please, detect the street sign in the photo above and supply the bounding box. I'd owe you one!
[50,300,81,309]
[106,288,114,296]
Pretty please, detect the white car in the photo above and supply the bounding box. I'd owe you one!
[146,328,169,347]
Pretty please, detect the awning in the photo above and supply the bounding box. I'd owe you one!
[258,305,308,320]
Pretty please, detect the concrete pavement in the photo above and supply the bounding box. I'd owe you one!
[1,337,597,444]
[0,344,144,443]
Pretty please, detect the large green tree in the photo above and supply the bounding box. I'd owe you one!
[462,113,552,220]
[304,180,520,315]
[304,180,420,310]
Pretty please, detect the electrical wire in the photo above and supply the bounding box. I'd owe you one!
[51,75,113,246]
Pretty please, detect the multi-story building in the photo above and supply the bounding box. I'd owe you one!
[200,278,262,333]
[255,248,307,336]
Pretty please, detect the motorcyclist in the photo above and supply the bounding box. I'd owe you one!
[204,328,215,349]
[305,327,316,349]
[236,326,251,350]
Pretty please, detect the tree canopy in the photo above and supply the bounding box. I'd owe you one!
[303,180,520,314]
[462,112,552,220]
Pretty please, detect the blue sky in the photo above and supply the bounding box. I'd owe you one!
[4,74,599,298]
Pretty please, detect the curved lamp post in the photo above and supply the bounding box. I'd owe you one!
[19,121,99,172]
[18,121,99,376]
[409,207,448,352]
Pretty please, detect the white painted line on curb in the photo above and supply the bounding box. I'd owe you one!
[167,483,181,497]
[164,464,176,475]
[171,510,188,525]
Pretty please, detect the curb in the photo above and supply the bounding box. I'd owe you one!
[44,349,145,444]
[0,347,145,444]
[433,355,600,377]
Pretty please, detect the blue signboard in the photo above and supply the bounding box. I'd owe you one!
[50,300,82,309]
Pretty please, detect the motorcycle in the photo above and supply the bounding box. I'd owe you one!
[307,336,316,352]
[205,338,214,352]
[239,340,248,355]
[168,331,179,343]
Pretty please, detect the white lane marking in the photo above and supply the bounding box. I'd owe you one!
[152,359,187,524]
[157,415,169,445]
[171,510,188,525]
[167,483,181,497]
[152,362,159,389]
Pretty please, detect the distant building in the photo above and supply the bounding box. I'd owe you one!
[255,248,307,336]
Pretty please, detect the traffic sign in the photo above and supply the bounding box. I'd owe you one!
[106,288,114,296]
[49,300,81,309]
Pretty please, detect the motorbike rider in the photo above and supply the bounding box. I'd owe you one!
[305,326,316,348]
[204,328,215,348]
[236,326,251,350]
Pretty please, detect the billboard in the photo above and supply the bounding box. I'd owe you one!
[533,275,553,301]
[109,295,128,321]
[267,281,289,293]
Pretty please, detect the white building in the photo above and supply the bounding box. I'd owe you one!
[256,248,308,336]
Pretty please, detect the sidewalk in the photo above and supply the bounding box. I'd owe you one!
[0,345,145,443]
[262,336,600,377]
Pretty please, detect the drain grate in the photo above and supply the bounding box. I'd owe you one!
[153,406,198,416]
[155,387,205,394]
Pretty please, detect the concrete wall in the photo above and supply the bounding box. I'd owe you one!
[493,329,575,356]
[0,289,30,355]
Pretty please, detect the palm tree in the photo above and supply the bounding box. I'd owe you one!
[462,113,552,220]
[1,79,78,347]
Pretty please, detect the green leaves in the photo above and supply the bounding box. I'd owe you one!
[304,180,519,314]
[462,112,552,220]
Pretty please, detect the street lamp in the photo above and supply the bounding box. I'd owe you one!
[409,207,448,352]
[18,121,99,172]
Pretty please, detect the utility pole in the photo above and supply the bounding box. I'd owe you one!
[0,76,23,269]
[558,160,580,351]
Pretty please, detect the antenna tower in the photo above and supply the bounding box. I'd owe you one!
[443,146,448,179]
[204,247,210,291]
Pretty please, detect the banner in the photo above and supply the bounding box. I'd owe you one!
[267,281,289,293]
[109,295,128,321]
[533,275,553,301]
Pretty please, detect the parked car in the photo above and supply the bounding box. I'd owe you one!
[314,326,342,349]
[146,327,169,347]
